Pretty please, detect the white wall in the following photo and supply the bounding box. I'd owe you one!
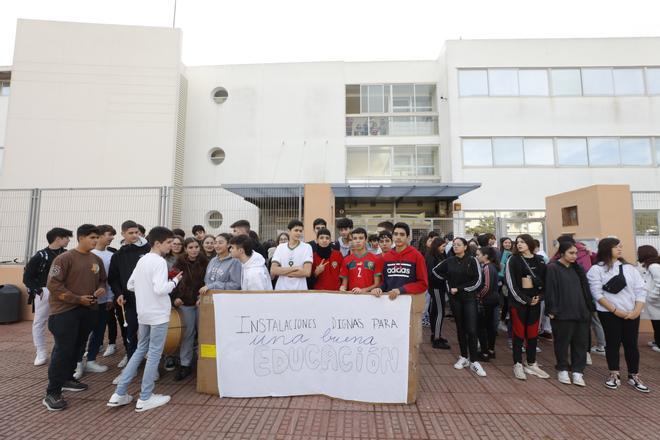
[444,38,660,210]
[0,19,183,189]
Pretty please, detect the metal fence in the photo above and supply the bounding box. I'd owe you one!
[633,191,660,250]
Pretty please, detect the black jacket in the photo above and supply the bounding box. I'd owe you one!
[23,247,67,306]
[544,261,594,321]
[505,254,547,308]
[432,255,482,298]
[108,240,150,306]
[478,262,500,306]
[425,253,446,290]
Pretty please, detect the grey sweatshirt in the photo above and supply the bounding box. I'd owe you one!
[204,254,242,290]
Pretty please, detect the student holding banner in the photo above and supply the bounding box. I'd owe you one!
[270,220,313,290]
[311,228,343,290]
[339,228,382,293]
[229,235,273,291]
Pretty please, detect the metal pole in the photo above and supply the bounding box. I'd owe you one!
[172,0,177,28]
[298,186,303,220]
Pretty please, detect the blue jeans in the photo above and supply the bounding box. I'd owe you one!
[86,305,108,361]
[115,322,168,401]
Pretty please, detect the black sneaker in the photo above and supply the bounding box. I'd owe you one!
[174,366,192,382]
[487,350,496,359]
[478,352,490,362]
[62,379,88,392]
[43,394,67,411]
[431,339,450,350]
[628,375,650,393]
[164,356,176,372]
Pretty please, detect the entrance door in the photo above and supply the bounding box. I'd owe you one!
[495,217,546,251]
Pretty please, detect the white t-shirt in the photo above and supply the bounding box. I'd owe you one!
[271,241,313,291]
[127,252,176,325]
[91,248,114,303]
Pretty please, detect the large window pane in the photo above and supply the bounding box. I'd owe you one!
[462,139,492,166]
[390,116,415,136]
[367,116,388,136]
[635,211,659,235]
[588,138,619,166]
[459,70,488,96]
[613,68,645,95]
[657,138,660,166]
[488,69,519,96]
[647,68,660,95]
[582,68,614,96]
[519,69,549,96]
[551,69,582,96]
[370,146,392,176]
[416,146,437,176]
[392,146,416,176]
[392,84,414,112]
[556,138,588,166]
[492,137,523,166]
[414,85,435,111]
[346,148,369,177]
[414,116,437,135]
[620,138,652,165]
[345,85,360,114]
[367,85,384,113]
[346,116,368,136]
[360,85,368,113]
[523,138,554,165]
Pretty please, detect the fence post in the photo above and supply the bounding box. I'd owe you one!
[24,188,41,263]
[298,185,303,220]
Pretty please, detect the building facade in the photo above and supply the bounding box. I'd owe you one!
[1,19,659,257]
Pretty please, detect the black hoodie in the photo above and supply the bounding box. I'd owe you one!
[108,238,151,307]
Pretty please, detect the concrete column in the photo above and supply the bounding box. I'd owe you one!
[304,184,335,242]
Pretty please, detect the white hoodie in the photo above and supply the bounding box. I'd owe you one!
[241,252,273,291]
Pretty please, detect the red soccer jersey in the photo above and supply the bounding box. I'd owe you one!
[340,251,383,290]
[312,249,343,290]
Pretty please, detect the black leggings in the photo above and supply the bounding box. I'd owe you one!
[450,295,478,362]
[652,320,660,345]
[429,287,446,341]
[477,303,498,353]
[598,311,640,375]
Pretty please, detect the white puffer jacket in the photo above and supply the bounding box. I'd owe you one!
[639,263,660,320]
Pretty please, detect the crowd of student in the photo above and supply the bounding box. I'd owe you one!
[24,217,660,413]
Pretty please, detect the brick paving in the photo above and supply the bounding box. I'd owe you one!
[1,319,659,439]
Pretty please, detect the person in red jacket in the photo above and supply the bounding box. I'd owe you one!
[372,222,428,300]
[340,228,382,293]
[311,228,343,290]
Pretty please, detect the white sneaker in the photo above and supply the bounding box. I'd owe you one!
[85,360,109,373]
[34,352,48,366]
[112,372,123,385]
[453,356,470,370]
[107,392,133,407]
[470,362,487,377]
[524,362,550,379]
[572,372,586,387]
[590,346,606,355]
[73,361,85,380]
[652,346,660,353]
[557,370,571,385]
[103,344,116,357]
[586,353,592,365]
[648,341,657,348]
[135,394,170,412]
[117,355,128,368]
[513,362,527,380]
[498,321,508,333]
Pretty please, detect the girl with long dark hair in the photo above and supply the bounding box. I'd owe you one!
[637,245,660,351]
[545,241,594,387]
[587,238,648,392]
[475,246,500,361]
[426,237,449,349]
[505,234,550,380]
[433,237,485,377]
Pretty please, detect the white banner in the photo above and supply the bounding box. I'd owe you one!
[212,293,411,403]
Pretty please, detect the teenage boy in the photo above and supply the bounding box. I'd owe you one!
[368,234,382,255]
[24,227,72,366]
[229,235,273,291]
[271,220,313,290]
[312,228,343,290]
[372,222,428,300]
[339,228,382,294]
[378,230,393,254]
[42,224,106,411]
[192,225,206,242]
[107,227,183,412]
[81,225,116,375]
[377,221,394,233]
[172,228,186,239]
[231,219,268,260]
[108,220,150,370]
[308,218,328,253]
[334,218,353,257]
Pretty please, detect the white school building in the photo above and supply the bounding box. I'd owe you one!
[0,19,659,260]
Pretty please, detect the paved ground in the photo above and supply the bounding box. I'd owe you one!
[1,319,659,439]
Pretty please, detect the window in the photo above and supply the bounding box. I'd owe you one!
[459,70,488,96]
[415,116,437,136]
[416,146,437,175]
[208,148,226,165]
[414,85,435,111]
[393,146,416,176]
[211,87,228,104]
[647,68,660,95]
[635,211,659,235]
[588,138,619,166]
[206,211,223,229]
[392,84,414,112]
[581,68,614,96]
[0,82,9,96]
[613,68,645,95]
[370,146,391,176]
[620,138,652,166]
[462,139,493,166]
[361,85,386,113]
[657,138,660,166]
[551,69,582,96]
[345,85,360,113]
[346,147,369,178]
[562,206,579,227]
[523,138,554,165]
[519,69,549,96]
[556,138,588,166]
[488,69,519,96]
[492,137,523,166]
[390,116,415,136]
